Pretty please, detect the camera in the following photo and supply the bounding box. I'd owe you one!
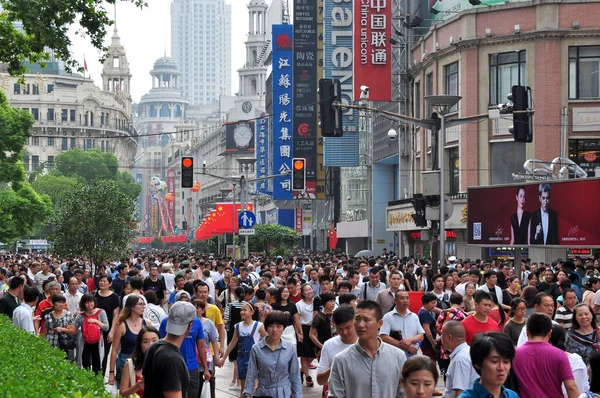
[360,85,370,93]
[359,85,370,105]
[387,128,398,141]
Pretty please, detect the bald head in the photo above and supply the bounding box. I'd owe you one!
[441,320,466,351]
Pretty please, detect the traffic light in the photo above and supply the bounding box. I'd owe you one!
[292,158,306,191]
[411,194,427,227]
[181,156,194,188]
[509,85,533,143]
[319,78,343,137]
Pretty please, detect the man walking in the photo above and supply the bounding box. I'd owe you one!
[375,271,404,315]
[441,320,478,398]
[144,301,197,398]
[329,300,406,398]
[380,290,424,358]
[461,291,499,345]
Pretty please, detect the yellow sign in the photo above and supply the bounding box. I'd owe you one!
[460,205,468,223]
[387,210,416,229]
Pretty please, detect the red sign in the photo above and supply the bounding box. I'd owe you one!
[295,206,303,234]
[167,169,176,231]
[568,248,592,256]
[468,178,600,246]
[410,230,457,240]
[353,0,392,101]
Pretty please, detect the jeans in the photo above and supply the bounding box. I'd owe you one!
[188,368,199,398]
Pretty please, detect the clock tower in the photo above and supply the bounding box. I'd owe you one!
[234,0,269,120]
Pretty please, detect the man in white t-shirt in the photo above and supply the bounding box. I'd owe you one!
[316,306,358,396]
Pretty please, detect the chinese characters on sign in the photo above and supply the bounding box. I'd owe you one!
[294,0,318,199]
[272,24,294,200]
[255,117,270,194]
[353,0,392,101]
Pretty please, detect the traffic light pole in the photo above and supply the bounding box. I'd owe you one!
[335,102,489,273]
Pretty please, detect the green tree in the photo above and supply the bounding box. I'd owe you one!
[247,224,299,256]
[51,178,136,264]
[0,90,52,244]
[31,174,79,209]
[0,0,146,76]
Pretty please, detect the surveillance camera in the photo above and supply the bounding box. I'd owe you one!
[347,196,351,201]
[359,85,370,105]
[388,129,398,140]
[360,85,370,93]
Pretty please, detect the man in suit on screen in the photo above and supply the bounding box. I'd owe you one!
[530,183,559,245]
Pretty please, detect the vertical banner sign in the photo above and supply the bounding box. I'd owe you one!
[151,202,158,230]
[136,173,143,222]
[316,0,326,200]
[303,203,313,236]
[294,0,318,199]
[144,193,151,231]
[272,24,294,200]
[324,0,360,166]
[167,169,176,230]
[295,205,304,234]
[255,117,269,193]
[353,0,392,101]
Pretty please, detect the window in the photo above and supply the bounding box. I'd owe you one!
[85,139,93,150]
[569,139,600,176]
[32,136,40,146]
[47,84,54,93]
[47,109,54,121]
[444,62,459,112]
[449,147,460,194]
[62,137,68,150]
[47,155,54,166]
[13,84,20,94]
[31,155,39,170]
[23,156,29,171]
[47,137,55,146]
[489,50,526,105]
[414,82,421,119]
[31,108,39,120]
[70,137,76,149]
[62,109,68,121]
[32,84,39,95]
[425,72,434,118]
[569,46,600,99]
[70,110,76,122]
[23,84,30,94]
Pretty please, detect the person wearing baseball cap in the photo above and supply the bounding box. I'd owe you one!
[158,293,210,398]
[144,301,208,398]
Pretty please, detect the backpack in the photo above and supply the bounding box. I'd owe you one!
[82,312,102,344]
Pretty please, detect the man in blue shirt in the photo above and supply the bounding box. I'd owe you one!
[160,291,210,398]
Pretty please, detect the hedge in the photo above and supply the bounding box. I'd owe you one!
[0,315,110,397]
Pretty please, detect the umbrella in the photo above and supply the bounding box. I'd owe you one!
[355,249,376,258]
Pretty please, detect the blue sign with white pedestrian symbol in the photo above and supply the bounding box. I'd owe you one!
[238,210,256,229]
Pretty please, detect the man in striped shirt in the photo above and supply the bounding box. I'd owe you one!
[554,288,577,330]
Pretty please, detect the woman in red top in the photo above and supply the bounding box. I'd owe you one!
[119,325,160,398]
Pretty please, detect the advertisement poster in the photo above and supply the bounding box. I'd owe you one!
[352,0,392,101]
[167,169,176,230]
[468,179,600,246]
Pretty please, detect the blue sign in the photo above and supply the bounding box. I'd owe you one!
[255,117,269,193]
[323,0,359,167]
[238,210,256,229]
[272,24,294,200]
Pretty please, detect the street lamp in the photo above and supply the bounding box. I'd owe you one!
[219,188,232,256]
[236,157,257,259]
[424,95,461,267]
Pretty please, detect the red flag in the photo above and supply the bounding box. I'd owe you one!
[84,56,88,72]
[329,228,338,250]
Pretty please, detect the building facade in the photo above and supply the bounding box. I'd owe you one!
[171,0,232,105]
[0,29,137,174]
[386,0,600,262]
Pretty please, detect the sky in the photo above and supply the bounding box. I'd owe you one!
[69,0,250,102]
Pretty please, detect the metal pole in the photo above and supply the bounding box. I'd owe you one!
[439,114,446,267]
[243,172,249,259]
[232,184,236,260]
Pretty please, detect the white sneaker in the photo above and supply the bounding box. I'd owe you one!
[229,383,241,391]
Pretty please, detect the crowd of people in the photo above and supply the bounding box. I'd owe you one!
[2,250,600,397]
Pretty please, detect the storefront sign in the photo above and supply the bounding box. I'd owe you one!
[573,107,600,132]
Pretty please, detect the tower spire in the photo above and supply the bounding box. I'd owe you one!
[114,2,118,32]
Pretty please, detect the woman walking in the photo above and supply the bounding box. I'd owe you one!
[43,294,77,360]
[242,311,302,398]
[296,283,318,387]
[75,294,109,374]
[119,325,160,398]
[223,301,267,397]
[93,274,120,372]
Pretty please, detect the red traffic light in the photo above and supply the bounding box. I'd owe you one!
[293,159,305,170]
[182,158,193,168]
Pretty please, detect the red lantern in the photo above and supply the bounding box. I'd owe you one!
[191,181,201,192]
[165,193,175,202]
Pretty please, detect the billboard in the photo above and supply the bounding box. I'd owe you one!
[293,0,318,199]
[323,0,360,167]
[272,24,294,200]
[255,117,269,194]
[467,179,600,246]
[353,0,392,101]
[167,169,176,230]
[223,121,255,153]
[428,0,531,20]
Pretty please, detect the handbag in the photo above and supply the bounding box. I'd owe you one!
[58,333,77,350]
